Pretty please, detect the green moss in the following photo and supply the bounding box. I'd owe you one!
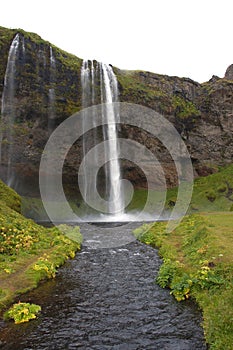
[115,69,169,107]
[54,46,82,70]
[172,95,200,119]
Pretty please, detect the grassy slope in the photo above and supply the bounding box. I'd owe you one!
[183,164,233,212]
[135,212,233,349]
[0,180,82,313]
[133,164,233,349]
[0,180,21,213]
[127,163,233,214]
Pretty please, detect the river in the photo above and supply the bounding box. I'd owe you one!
[0,222,207,349]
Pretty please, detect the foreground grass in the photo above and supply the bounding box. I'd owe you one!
[134,213,233,350]
[0,180,82,314]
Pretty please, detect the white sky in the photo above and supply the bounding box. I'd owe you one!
[1,0,232,82]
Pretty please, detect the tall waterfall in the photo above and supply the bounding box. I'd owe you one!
[0,34,20,186]
[81,60,124,216]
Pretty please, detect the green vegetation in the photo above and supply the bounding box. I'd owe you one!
[0,180,21,212]
[0,26,17,81]
[21,195,94,221]
[187,164,233,212]
[172,95,200,119]
[4,301,41,324]
[129,163,233,214]
[115,69,171,111]
[0,179,82,314]
[132,164,233,349]
[135,213,233,349]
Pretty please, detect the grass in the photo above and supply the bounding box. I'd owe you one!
[172,94,200,119]
[134,213,233,349]
[0,180,82,314]
[189,164,233,212]
[128,163,233,214]
[0,180,21,213]
[115,69,170,107]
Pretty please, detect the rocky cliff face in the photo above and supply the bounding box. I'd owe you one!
[115,69,233,179]
[0,26,233,195]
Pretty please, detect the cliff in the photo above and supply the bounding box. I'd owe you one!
[0,26,233,195]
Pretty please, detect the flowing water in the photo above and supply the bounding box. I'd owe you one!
[48,46,56,132]
[101,64,123,215]
[80,61,123,216]
[0,223,207,350]
[81,59,92,202]
[0,34,20,186]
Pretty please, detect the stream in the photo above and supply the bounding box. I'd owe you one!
[0,222,207,349]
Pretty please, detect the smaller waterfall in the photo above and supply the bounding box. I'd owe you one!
[22,37,26,57]
[42,47,57,200]
[81,60,92,202]
[81,60,124,217]
[48,46,56,132]
[0,34,20,186]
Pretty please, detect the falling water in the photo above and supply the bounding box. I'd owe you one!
[81,60,92,202]
[22,36,26,57]
[50,46,56,68]
[48,46,56,132]
[81,60,124,216]
[101,63,123,214]
[0,34,20,186]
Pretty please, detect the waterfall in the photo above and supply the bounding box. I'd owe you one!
[22,36,26,57]
[81,60,91,202]
[101,63,123,214]
[48,46,56,132]
[0,33,20,186]
[81,60,124,216]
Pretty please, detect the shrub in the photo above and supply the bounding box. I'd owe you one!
[156,259,180,288]
[170,274,193,301]
[33,257,57,278]
[4,302,41,324]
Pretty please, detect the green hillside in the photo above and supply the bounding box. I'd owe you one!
[0,180,82,313]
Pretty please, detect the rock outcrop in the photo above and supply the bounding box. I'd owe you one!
[225,64,233,80]
[0,26,233,195]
